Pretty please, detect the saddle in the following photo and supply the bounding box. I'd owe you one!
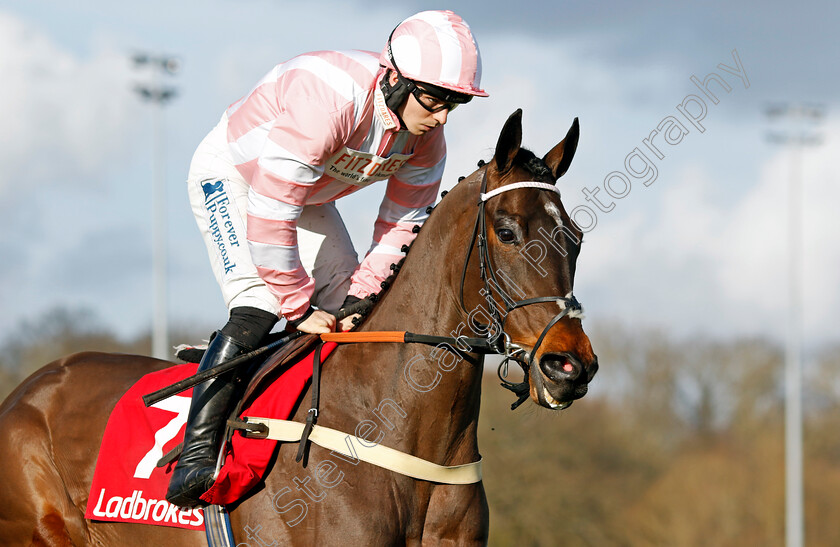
[239,333,321,407]
[158,333,322,468]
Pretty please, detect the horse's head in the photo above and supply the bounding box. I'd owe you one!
[461,109,598,410]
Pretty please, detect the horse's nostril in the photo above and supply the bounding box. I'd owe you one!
[539,353,581,382]
[587,357,599,382]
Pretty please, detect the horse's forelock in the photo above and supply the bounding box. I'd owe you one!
[513,148,553,181]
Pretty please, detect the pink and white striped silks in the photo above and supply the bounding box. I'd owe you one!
[191,49,446,322]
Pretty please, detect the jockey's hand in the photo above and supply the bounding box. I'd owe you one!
[295,310,337,334]
[339,314,361,332]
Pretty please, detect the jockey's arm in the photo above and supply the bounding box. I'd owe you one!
[346,127,447,302]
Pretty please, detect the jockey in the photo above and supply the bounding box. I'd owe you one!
[166,10,488,507]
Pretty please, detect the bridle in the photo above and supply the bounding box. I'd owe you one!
[458,165,583,409]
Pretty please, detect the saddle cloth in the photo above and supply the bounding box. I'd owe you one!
[84,336,336,528]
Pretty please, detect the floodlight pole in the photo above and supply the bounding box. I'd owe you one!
[132,53,180,360]
[765,103,825,547]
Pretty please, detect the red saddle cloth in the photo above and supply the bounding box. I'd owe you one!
[84,342,336,529]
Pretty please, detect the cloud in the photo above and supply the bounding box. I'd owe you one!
[574,117,839,345]
[0,9,149,338]
[0,11,141,200]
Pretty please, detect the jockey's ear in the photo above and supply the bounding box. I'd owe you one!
[543,117,579,181]
[493,109,523,173]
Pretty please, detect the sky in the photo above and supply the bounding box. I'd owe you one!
[0,0,837,355]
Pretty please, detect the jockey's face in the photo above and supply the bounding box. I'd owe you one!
[389,72,450,136]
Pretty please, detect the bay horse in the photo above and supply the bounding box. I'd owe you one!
[0,109,597,546]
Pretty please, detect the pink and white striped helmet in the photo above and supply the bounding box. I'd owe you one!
[380,10,488,97]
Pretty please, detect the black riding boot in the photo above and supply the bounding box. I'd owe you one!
[165,332,247,507]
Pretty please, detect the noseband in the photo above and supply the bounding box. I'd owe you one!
[458,166,583,409]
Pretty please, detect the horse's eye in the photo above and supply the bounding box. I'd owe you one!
[496,228,516,243]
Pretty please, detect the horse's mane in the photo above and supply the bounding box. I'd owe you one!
[344,264,402,327]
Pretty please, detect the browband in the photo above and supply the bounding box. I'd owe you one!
[479,182,560,203]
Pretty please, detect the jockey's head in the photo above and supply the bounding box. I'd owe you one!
[380,10,488,135]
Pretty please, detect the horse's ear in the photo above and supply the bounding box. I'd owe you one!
[493,109,523,172]
[543,117,579,180]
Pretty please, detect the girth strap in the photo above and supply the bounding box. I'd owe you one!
[295,342,324,465]
[233,417,483,485]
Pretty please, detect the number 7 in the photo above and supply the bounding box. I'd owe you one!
[134,395,192,479]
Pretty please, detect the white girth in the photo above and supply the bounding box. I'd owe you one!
[243,416,482,484]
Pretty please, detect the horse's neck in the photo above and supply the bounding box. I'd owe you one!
[353,209,484,463]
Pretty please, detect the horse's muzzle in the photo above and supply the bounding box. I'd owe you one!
[535,352,599,409]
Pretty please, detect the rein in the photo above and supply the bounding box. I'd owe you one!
[142,331,499,408]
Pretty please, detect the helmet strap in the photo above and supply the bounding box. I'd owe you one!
[380,70,412,118]
[380,26,419,125]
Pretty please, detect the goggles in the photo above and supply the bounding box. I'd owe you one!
[409,82,472,113]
